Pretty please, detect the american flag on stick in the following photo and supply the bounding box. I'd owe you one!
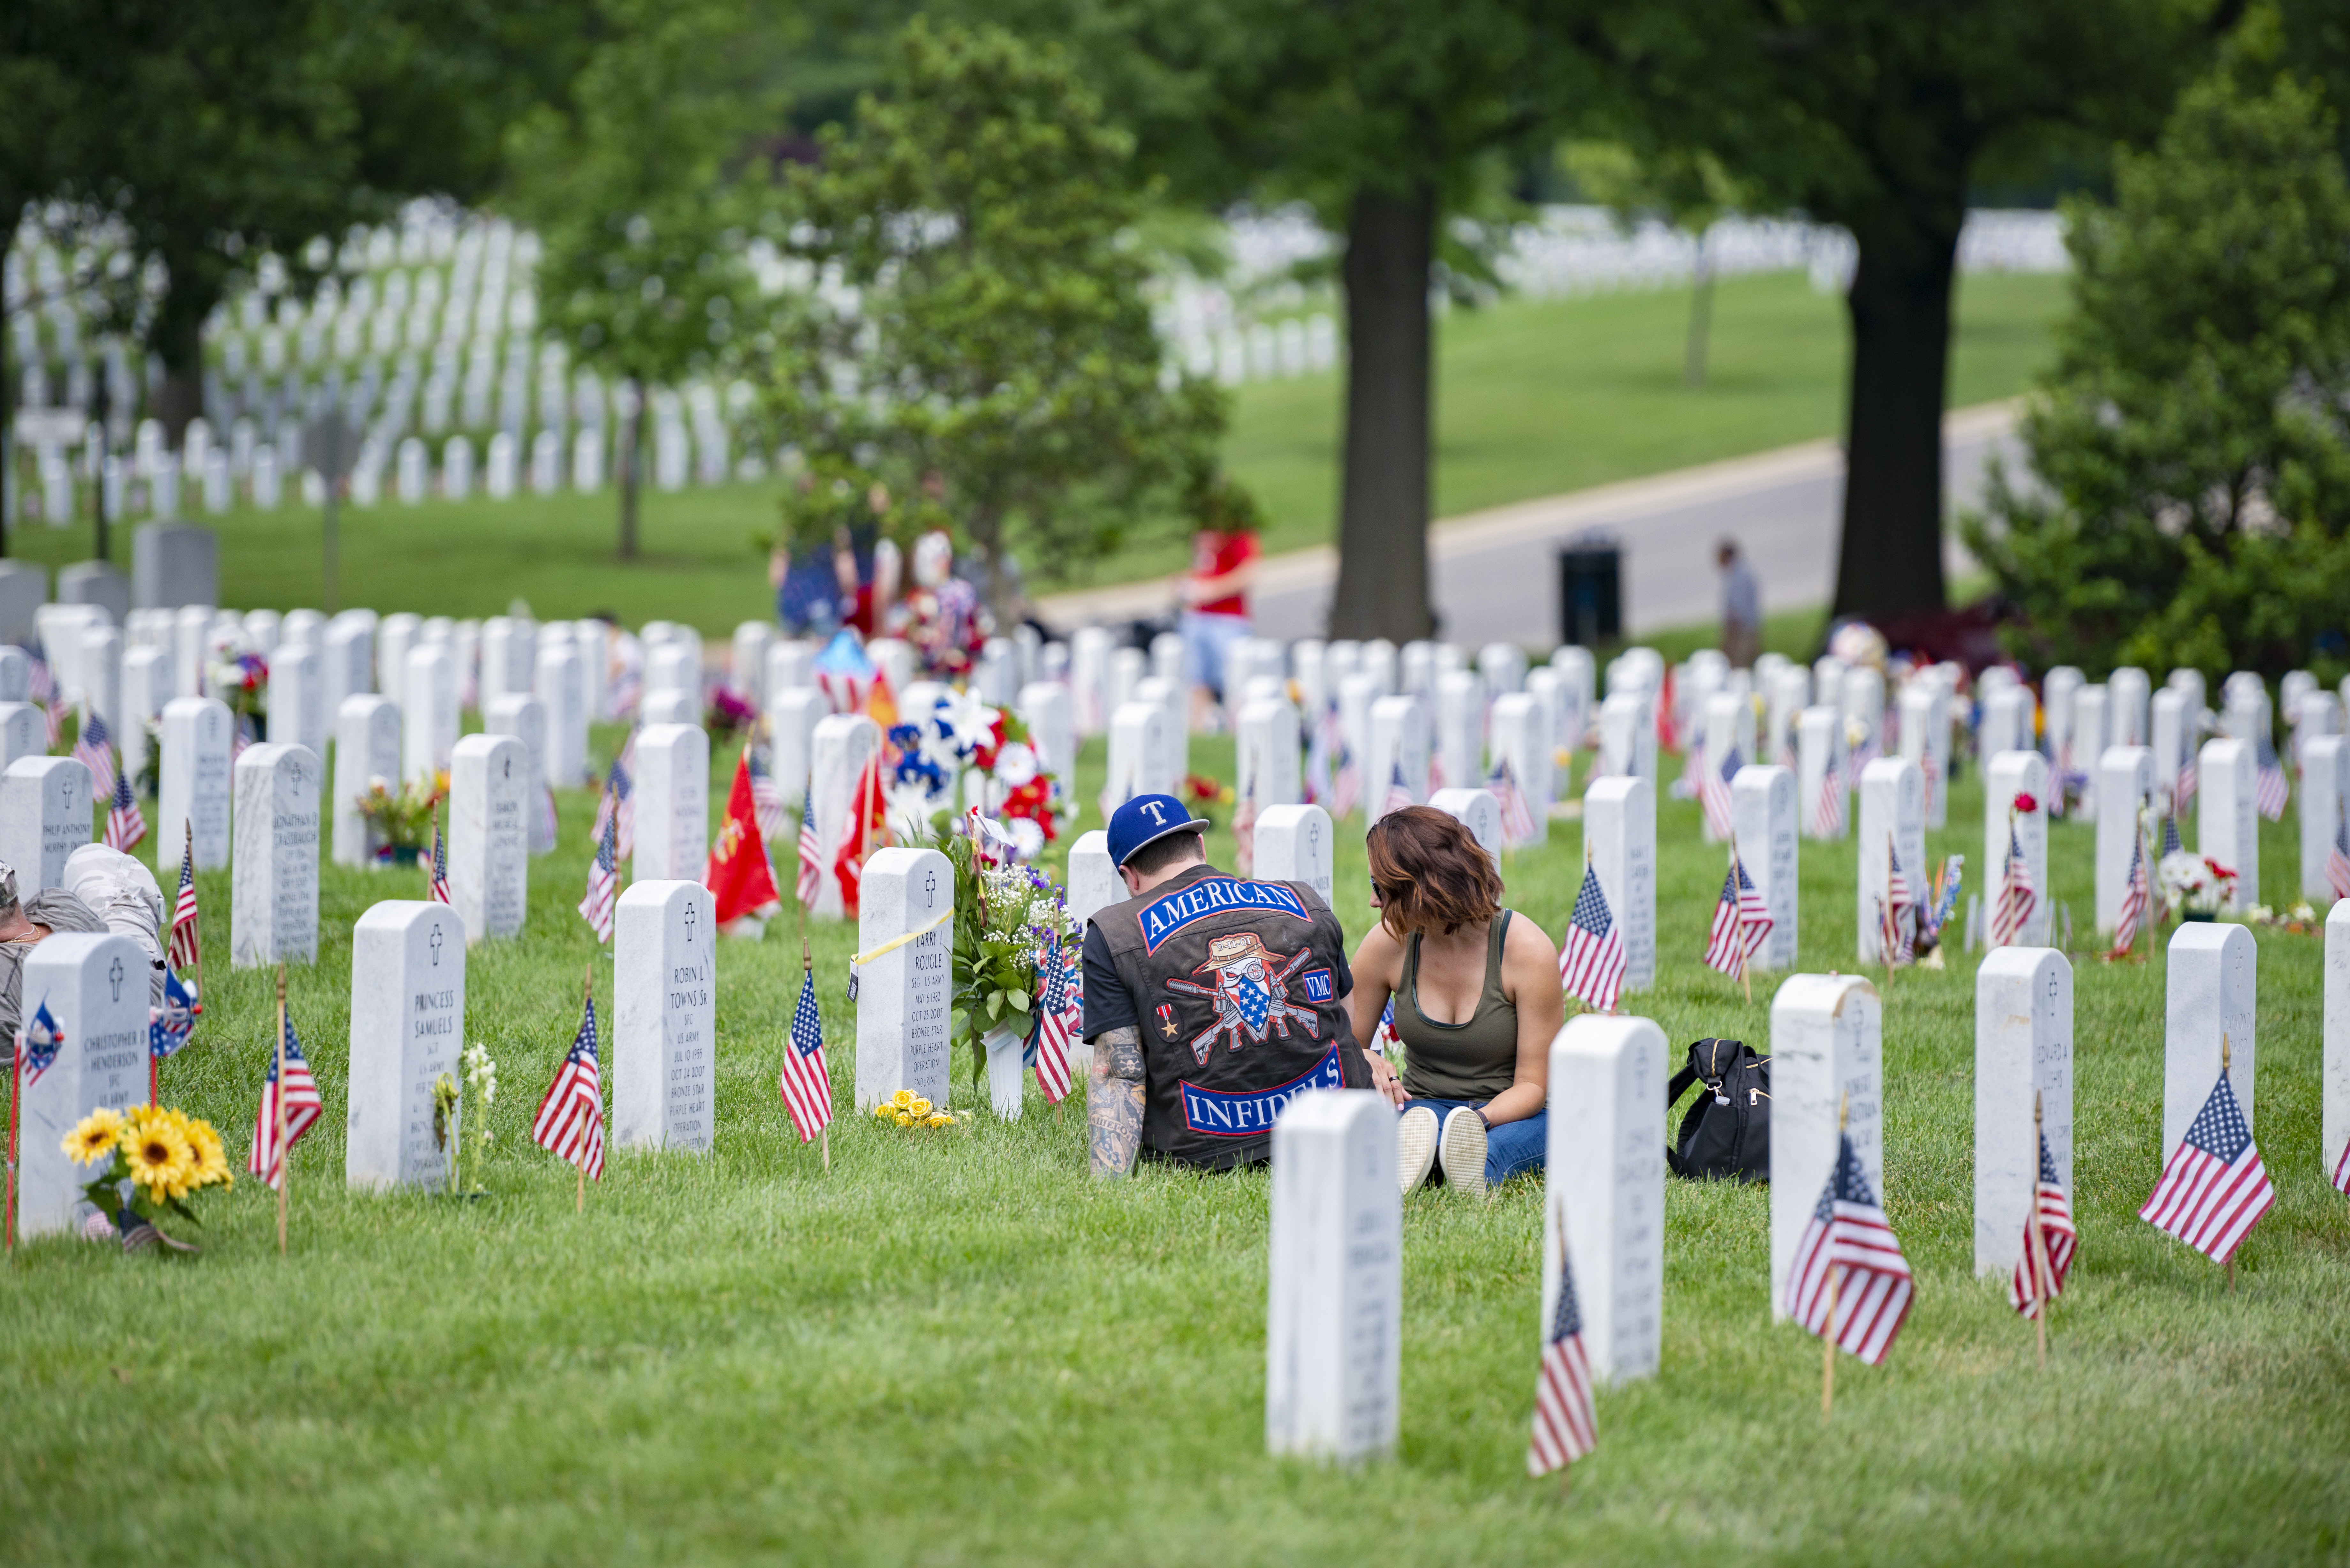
[1702,851,1771,980]
[1784,1120,1914,1368]
[2138,1041,2273,1266]
[1558,856,1627,1014]
[1380,760,1415,820]
[2009,1106,2077,1324]
[2255,731,2289,821]
[427,816,452,905]
[1490,760,1538,848]
[2176,745,2198,811]
[1812,761,1846,838]
[1028,932,1081,1105]
[71,710,116,800]
[1991,816,2036,948]
[2107,832,2148,961]
[1880,840,1915,967]
[795,805,824,911]
[2332,1131,2350,1198]
[168,828,201,972]
[749,743,788,841]
[1527,1193,1597,1478]
[1700,743,1740,840]
[246,1006,322,1192]
[533,984,607,1192]
[104,768,146,853]
[1919,743,1941,823]
[579,804,619,943]
[777,944,834,1146]
[2328,801,2350,903]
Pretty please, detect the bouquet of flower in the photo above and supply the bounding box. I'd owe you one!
[356,772,447,859]
[872,1088,957,1129]
[62,1104,233,1251]
[887,689,1073,859]
[939,813,1080,1104]
[2159,851,2237,916]
[208,629,269,743]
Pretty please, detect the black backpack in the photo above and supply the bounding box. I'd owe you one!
[1666,1037,1770,1183]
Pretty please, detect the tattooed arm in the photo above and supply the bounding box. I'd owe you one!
[1088,1026,1146,1178]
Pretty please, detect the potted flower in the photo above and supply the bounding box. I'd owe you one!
[938,810,1080,1119]
[2159,852,2237,919]
[355,773,447,865]
[62,1104,234,1253]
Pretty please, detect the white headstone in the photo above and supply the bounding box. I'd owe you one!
[1071,626,1115,735]
[1699,692,1755,842]
[1543,1014,1666,1383]
[769,688,825,811]
[483,694,553,855]
[1265,1089,1399,1463]
[632,724,709,885]
[322,614,373,717]
[1840,667,1885,768]
[1549,647,1593,752]
[2109,666,2151,747]
[614,879,718,1153]
[866,637,914,701]
[1065,829,1120,938]
[1018,681,1077,782]
[1105,700,1171,809]
[2072,685,2110,820]
[14,933,149,1238]
[1366,694,1429,822]
[2304,735,2349,902]
[1974,946,2072,1278]
[1897,683,1951,829]
[853,846,954,1112]
[1,756,90,893]
[732,622,776,706]
[377,612,420,710]
[1769,973,1883,1318]
[263,642,322,763]
[807,714,880,919]
[2150,687,2188,810]
[1982,751,2052,947]
[448,734,528,942]
[1980,686,2031,765]
[479,616,536,709]
[345,900,466,1192]
[1428,787,1501,865]
[1796,705,1847,842]
[330,694,402,868]
[1730,765,1797,969]
[1253,804,1335,909]
[2325,901,2350,1191]
[1488,692,1551,838]
[1134,674,1186,783]
[1597,691,1655,784]
[401,643,456,785]
[1856,757,1925,964]
[1237,696,1301,812]
[2094,746,2153,934]
[2197,737,2257,911]
[1583,775,1656,993]
[2164,921,2256,1157]
[230,742,320,967]
[119,644,173,788]
[0,703,39,773]
[79,624,122,746]
[1434,670,1483,791]
[1361,638,1399,695]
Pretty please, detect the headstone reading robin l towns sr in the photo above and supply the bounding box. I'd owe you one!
[614,879,717,1153]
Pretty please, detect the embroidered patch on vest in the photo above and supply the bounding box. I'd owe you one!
[1178,1048,1345,1138]
[1135,877,1310,953]
[1300,967,1334,1004]
[1162,933,1323,1065]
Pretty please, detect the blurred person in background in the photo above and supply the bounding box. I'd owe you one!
[1718,537,1761,670]
[1175,471,1263,730]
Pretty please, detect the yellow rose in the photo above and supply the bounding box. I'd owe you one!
[892,1089,915,1110]
[893,1112,915,1127]
[924,1113,953,1128]
[908,1097,932,1118]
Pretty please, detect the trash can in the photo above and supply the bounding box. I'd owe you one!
[1557,535,1621,649]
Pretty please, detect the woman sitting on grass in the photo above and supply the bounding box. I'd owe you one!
[1346,806,1562,1200]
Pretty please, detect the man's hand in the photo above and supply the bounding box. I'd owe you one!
[1087,1026,1146,1178]
[1366,1051,1407,1108]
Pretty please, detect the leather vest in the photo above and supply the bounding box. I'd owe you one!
[1093,863,1369,1169]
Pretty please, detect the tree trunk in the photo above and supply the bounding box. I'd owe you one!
[1831,208,1963,620]
[618,378,643,561]
[149,288,209,457]
[1328,182,1437,642]
[1683,243,1713,389]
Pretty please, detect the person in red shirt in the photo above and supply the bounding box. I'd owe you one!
[1174,473,1264,730]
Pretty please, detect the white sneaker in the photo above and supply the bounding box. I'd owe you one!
[1439,1108,1489,1201]
[1396,1104,1439,1194]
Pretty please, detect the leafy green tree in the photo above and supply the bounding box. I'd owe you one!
[762,20,1223,612]
[1577,0,2238,620]
[509,0,785,561]
[1962,74,2350,681]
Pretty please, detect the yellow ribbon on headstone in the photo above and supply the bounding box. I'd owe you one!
[848,909,954,970]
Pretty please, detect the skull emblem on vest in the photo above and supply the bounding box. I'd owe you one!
[1162,931,1319,1066]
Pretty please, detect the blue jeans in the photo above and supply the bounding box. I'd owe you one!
[1180,610,1251,697]
[1400,1097,1547,1188]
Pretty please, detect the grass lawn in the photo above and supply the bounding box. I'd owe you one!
[4,720,2346,1565]
[3,272,2065,633]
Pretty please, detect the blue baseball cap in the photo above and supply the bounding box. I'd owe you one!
[1107,793,1212,868]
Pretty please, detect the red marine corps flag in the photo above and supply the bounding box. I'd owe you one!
[706,748,783,933]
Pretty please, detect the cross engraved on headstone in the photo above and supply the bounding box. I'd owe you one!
[429,925,444,966]
[924,868,938,902]
[108,957,124,1002]
[684,902,697,942]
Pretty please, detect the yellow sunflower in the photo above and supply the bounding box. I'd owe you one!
[61,1108,126,1166]
[123,1116,196,1201]
[891,1089,915,1110]
[182,1118,232,1189]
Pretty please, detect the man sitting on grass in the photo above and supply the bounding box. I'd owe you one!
[1082,794,1372,1175]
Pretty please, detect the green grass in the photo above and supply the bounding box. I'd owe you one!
[4,724,2347,1565]
[4,272,2066,632]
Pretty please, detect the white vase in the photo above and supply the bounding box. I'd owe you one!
[983,1023,1027,1120]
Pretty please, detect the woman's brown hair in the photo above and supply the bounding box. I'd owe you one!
[1363,806,1503,938]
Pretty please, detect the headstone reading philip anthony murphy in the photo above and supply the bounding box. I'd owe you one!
[0,757,92,893]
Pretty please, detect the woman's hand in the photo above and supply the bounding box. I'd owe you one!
[1367,1051,1407,1108]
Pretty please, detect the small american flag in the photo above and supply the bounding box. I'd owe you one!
[2177,748,2198,810]
[1812,761,1846,837]
[578,806,618,943]
[2162,811,2184,858]
[777,955,834,1142]
[1702,854,1771,976]
[1784,1130,1914,1365]
[246,1011,323,1190]
[1881,840,1915,965]
[795,807,823,910]
[2328,803,2350,902]
[2332,1133,2350,1198]
[1991,822,2036,947]
[532,996,606,1181]
[1380,760,1415,820]
[427,818,452,904]
[1028,934,1081,1104]
[1490,760,1537,848]
[2009,1124,2077,1319]
[1305,707,1335,805]
[749,744,788,841]
[1919,743,1941,822]
[1527,1203,1597,1477]
[2139,1058,2273,1264]
[1701,743,1740,839]
[1558,860,1626,1014]
[1373,996,1401,1053]
[72,710,116,800]
[1232,795,1258,875]
[104,768,146,853]
[610,743,637,859]
[2255,731,2289,821]
[168,835,201,971]
[2050,738,2072,818]
[19,999,63,1085]
[149,967,200,1061]
[2108,834,2148,960]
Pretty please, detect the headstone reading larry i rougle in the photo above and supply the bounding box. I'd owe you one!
[1544,1014,1666,1384]
[614,879,717,1153]
[448,734,528,943]
[0,757,92,894]
[345,900,466,1193]
[1974,946,2072,1279]
[853,847,953,1112]
[231,742,320,968]
[1265,1089,1400,1464]
[1769,972,1883,1319]
[15,933,150,1237]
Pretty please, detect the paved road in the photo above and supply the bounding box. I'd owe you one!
[1036,400,2026,646]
